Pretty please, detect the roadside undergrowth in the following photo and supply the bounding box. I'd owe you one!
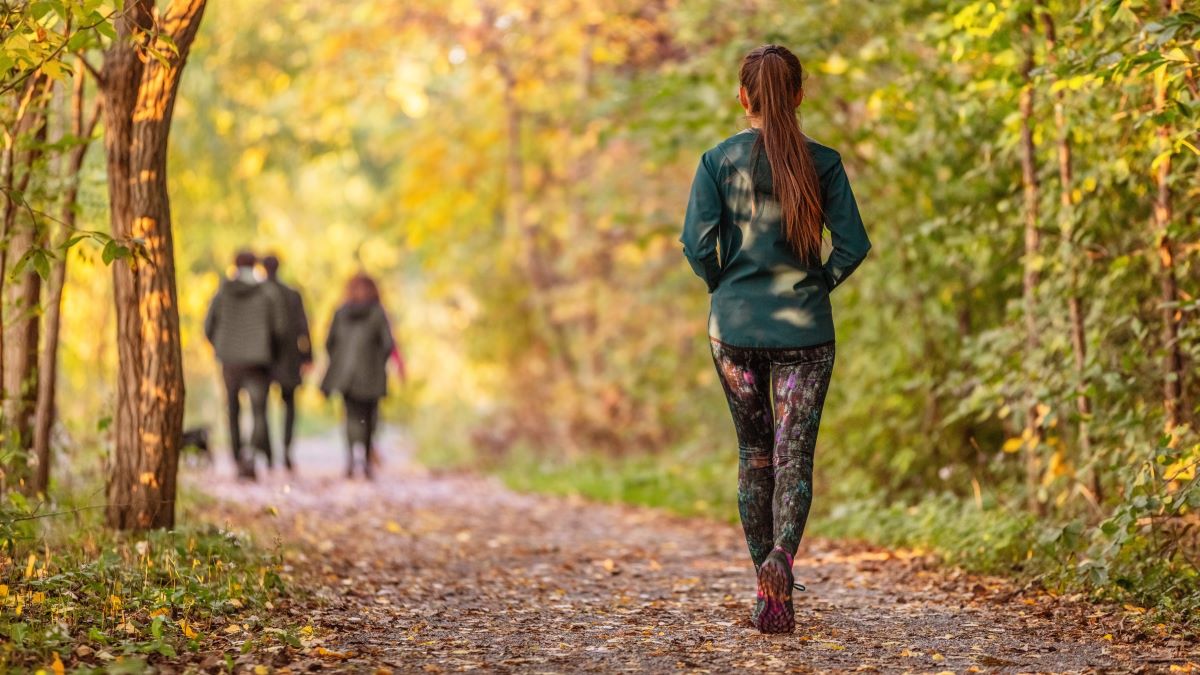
[0,485,290,672]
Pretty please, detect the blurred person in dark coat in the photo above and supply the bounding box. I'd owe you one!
[261,254,312,472]
[204,250,286,480]
[321,273,396,480]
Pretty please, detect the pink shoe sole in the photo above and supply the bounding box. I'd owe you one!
[755,554,795,634]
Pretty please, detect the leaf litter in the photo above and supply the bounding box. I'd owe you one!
[189,447,1199,673]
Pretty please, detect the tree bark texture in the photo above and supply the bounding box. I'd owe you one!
[101,0,206,530]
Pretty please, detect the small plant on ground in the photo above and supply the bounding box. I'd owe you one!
[0,491,286,672]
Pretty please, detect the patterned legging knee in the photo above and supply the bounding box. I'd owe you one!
[710,339,835,569]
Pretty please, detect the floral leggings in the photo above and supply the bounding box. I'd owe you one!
[710,339,835,569]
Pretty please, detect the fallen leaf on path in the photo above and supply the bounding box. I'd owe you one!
[315,647,351,659]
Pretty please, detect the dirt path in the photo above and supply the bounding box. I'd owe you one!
[197,434,1197,673]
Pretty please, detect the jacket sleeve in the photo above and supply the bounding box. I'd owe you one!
[680,153,724,293]
[204,291,220,345]
[295,292,313,364]
[325,313,339,357]
[378,312,396,363]
[265,287,288,359]
[272,289,289,340]
[821,157,871,291]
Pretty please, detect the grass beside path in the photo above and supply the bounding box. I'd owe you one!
[0,485,288,673]
[494,445,738,523]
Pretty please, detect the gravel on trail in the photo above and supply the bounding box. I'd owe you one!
[194,434,1198,674]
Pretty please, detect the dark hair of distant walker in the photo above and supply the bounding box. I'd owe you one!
[234,250,257,268]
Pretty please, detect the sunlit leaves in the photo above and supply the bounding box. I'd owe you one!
[0,0,116,92]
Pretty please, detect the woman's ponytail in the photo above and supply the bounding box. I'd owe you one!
[739,45,823,261]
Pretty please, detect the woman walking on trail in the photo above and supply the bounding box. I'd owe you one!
[321,273,397,480]
[681,44,871,634]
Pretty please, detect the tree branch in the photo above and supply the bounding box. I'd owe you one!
[76,55,106,87]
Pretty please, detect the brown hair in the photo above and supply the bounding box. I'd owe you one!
[234,250,257,268]
[261,254,280,277]
[344,273,381,305]
[739,44,823,260]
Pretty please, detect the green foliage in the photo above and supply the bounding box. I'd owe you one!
[496,442,738,523]
[0,490,286,671]
[819,494,1039,575]
[0,0,115,93]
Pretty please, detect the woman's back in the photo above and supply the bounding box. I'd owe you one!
[682,129,870,349]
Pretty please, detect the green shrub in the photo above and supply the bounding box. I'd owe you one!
[0,488,286,671]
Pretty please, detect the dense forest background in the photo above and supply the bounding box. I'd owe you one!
[3,0,1199,626]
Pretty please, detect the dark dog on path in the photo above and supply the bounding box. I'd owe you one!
[180,426,211,467]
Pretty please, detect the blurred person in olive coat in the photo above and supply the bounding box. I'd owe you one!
[321,273,396,480]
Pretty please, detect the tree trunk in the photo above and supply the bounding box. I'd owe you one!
[1,74,51,480]
[476,4,579,452]
[101,0,206,530]
[482,5,575,380]
[0,81,45,405]
[31,65,101,496]
[1018,14,1044,513]
[1153,0,1183,433]
[1038,1,1097,504]
[3,136,47,462]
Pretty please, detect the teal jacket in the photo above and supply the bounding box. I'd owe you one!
[681,129,870,348]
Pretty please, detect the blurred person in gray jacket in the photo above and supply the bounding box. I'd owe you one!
[204,250,286,480]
